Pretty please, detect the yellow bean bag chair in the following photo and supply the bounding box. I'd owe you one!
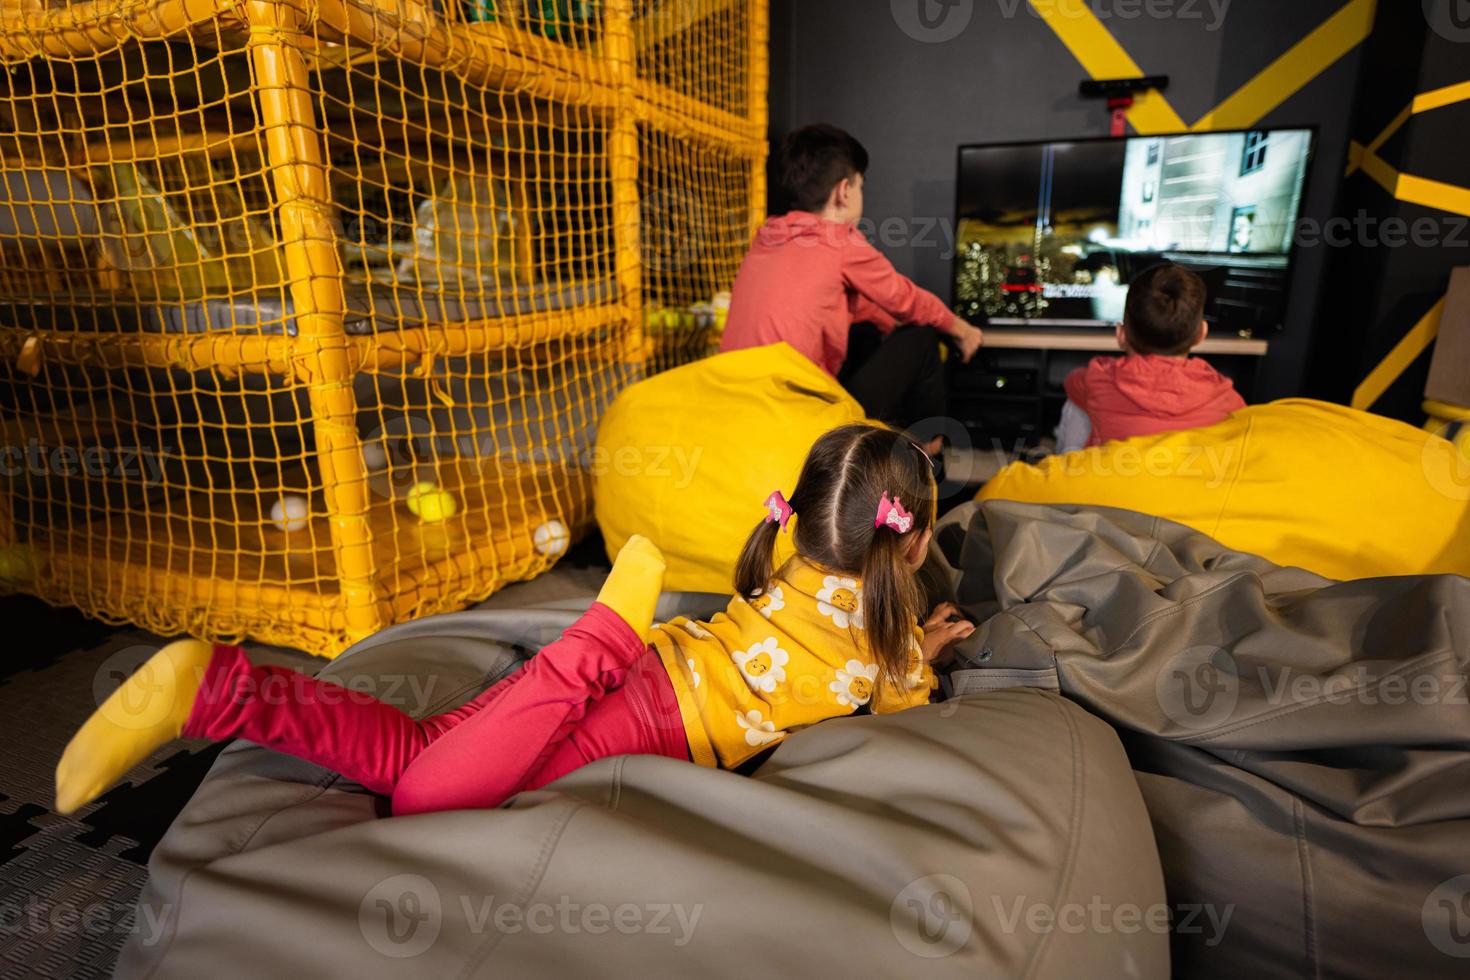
[979,399,1470,581]
[595,343,866,593]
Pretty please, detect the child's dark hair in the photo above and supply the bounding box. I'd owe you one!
[1124,263,1207,355]
[734,423,936,688]
[779,124,869,214]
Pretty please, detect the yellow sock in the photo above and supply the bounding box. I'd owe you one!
[597,534,666,642]
[55,638,214,815]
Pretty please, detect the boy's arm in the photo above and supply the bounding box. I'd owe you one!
[843,234,984,359]
[847,293,900,331]
[842,233,956,332]
[1055,400,1093,455]
[1063,366,1088,411]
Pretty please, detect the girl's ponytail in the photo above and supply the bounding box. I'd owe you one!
[734,423,936,685]
[860,524,923,688]
[734,517,782,599]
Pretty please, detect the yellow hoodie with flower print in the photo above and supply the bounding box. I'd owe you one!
[650,556,936,769]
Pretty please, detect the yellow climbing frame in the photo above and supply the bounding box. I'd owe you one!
[0,0,768,655]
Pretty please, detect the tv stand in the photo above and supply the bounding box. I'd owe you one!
[981,327,1269,356]
[948,328,1270,448]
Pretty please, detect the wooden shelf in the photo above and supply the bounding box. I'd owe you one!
[981,327,1270,358]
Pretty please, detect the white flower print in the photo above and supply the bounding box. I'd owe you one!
[905,634,927,687]
[732,637,789,694]
[686,657,701,689]
[905,652,927,689]
[735,708,784,747]
[830,659,879,708]
[747,585,785,620]
[816,575,864,630]
[678,619,713,640]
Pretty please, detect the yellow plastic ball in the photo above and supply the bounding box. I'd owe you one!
[406,481,458,523]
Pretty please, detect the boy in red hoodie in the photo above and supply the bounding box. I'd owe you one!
[720,124,984,440]
[1060,263,1245,450]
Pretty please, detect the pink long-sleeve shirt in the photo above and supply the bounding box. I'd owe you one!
[719,212,956,377]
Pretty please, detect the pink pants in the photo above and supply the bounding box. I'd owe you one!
[183,603,689,815]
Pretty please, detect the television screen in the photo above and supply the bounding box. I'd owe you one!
[953,129,1315,333]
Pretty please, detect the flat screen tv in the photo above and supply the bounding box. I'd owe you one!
[953,129,1316,334]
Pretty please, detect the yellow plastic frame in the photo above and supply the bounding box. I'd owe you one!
[0,0,770,656]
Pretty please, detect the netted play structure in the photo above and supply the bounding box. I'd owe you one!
[0,0,767,656]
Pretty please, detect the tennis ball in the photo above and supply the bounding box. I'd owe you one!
[269,495,310,533]
[533,519,570,557]
[406,482,458,523]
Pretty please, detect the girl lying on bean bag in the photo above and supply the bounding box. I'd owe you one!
[56,423,975,816]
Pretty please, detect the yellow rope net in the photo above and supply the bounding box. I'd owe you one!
[0,0,767,656]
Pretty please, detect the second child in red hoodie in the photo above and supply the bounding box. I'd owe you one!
[1060,263,1245,450]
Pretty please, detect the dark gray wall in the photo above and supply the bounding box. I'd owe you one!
[768,0,1370,401]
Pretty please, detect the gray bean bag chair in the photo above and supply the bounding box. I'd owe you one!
[925,500,1470,980]
[116,594,1168,978]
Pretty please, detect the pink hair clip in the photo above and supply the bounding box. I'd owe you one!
[764,490,794,533]
[874,492,914,534]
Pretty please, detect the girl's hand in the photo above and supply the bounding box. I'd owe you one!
[920,603,975,664]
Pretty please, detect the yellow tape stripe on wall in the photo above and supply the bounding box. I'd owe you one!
[1347,79,1470,179]
[1192,0,1376,131]
[1395,173,1470,220]
[1351,297,1446,411]
[1414,79,1470,114]
[1027,0,1376,134]
[1343,104,1410,177]
[1346,81,1470,219]
[1351,140,1400,197]
[1023,0,1185,133]
[1342,76,1470,409]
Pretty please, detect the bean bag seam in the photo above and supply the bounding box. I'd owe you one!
[457,798,585,979]
[991,608,1062,673]
[1293,795,1319,976]
[1175,648,1456,745]
[1019,692,1087,980]
[609,754,626,810]
[1104,570,1260,657]
[134,769,341,980]
[1205,414,1253,540]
